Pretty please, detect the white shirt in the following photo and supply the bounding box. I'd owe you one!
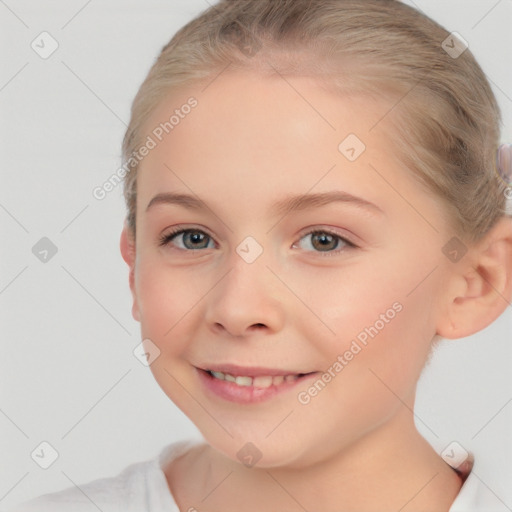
[5,440,509,511]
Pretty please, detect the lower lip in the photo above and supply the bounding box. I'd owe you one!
[197,368,318,404]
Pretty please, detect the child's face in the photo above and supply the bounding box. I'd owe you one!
[128,70,458,467]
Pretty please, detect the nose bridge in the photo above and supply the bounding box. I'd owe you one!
[222,238,275,304]
[204,237,285,335]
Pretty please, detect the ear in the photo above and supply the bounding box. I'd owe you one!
[120,220,140,322]
[437,216,512,339]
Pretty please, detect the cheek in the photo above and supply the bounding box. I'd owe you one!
[289,292,433,466]
[304,253,420,334]
[293,295,432,434]
[304,250,435,386]
[357,298,432,378]
[134,257,202,349]
[134,258,206,406]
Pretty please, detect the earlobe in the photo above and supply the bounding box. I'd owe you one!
[120,220,140,322]
[436,217,512,340]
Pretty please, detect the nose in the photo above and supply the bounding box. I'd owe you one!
[203,251,286,338]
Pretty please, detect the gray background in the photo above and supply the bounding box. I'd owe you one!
[1,0,511,508]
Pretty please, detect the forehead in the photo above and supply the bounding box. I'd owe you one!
[143,69,386,151]
[136,70,437,220]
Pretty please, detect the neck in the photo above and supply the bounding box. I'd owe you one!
[167,406,462,512]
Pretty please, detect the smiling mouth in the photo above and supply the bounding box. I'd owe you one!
[204,369,314,388]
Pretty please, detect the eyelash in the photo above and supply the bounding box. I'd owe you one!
[158,226,358,257]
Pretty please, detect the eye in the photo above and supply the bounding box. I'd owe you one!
[158,226,357,256]
[292,228,357,256]
[158,227,215,251]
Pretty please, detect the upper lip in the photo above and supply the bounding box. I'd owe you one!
[198,364,315,377]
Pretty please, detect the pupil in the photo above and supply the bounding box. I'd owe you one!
[314,233,336,251]
[187,231,206,248]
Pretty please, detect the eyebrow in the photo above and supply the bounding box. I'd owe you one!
[146,191,384,217]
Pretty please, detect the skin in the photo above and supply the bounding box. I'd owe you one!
[120,69,512,511]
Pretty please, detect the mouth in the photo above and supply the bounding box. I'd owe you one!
[196,366,319,404]
[205,369,311,388]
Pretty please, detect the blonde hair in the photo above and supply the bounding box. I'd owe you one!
[122,0,510,243]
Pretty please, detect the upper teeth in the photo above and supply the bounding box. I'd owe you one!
[210,371,299,388]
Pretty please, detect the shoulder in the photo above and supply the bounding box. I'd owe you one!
[4,452,164,512]
[5,440,200,512]
[449,469,512,511]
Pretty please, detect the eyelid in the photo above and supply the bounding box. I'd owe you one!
[160,224,216,239]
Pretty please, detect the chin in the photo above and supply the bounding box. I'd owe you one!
[202,430,317,470]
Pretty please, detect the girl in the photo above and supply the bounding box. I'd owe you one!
[9,0,512,510]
